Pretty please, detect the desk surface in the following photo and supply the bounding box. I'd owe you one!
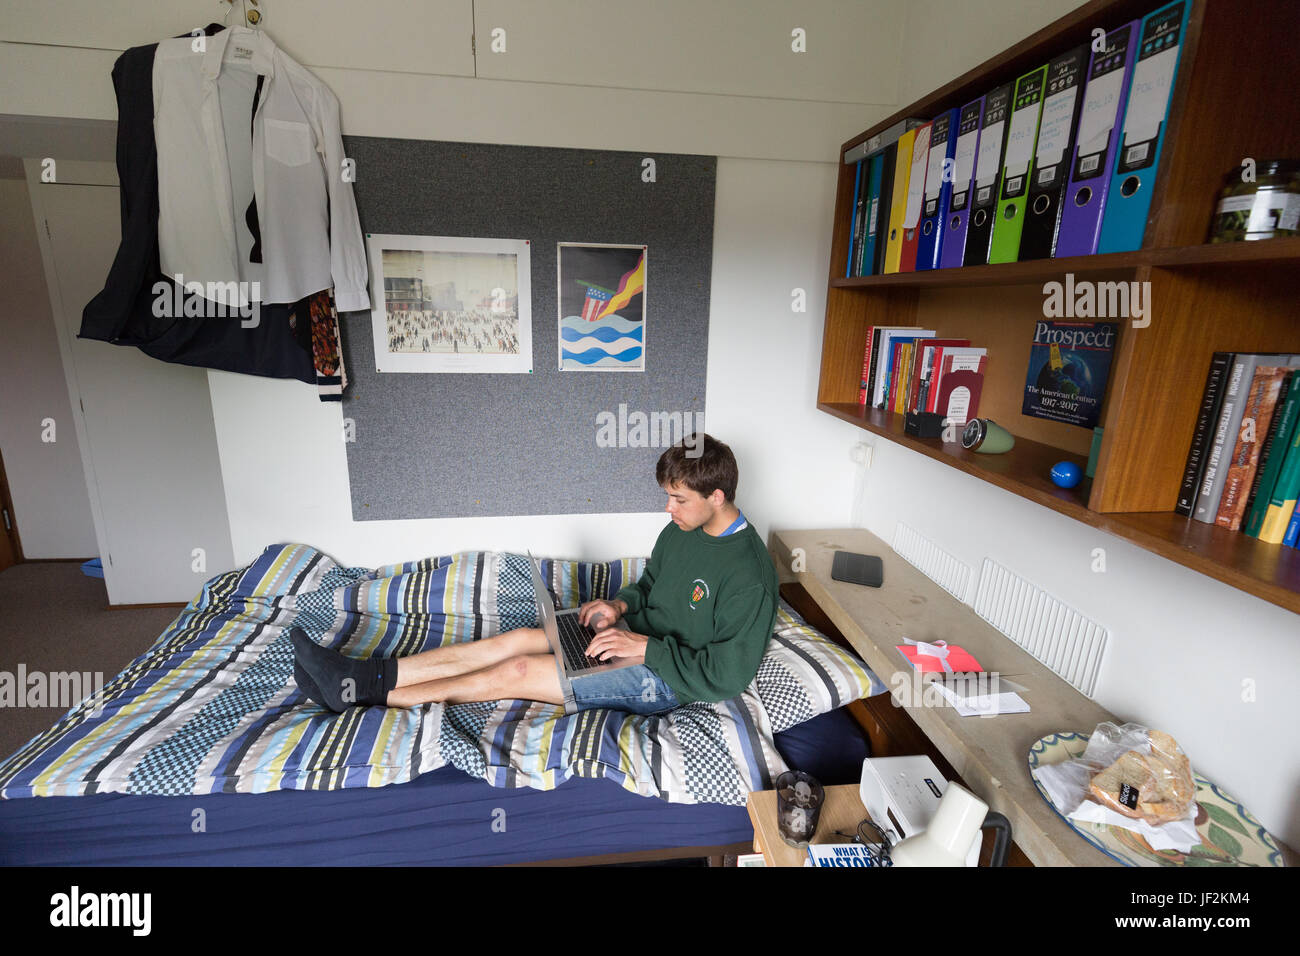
[770,528,1117,867]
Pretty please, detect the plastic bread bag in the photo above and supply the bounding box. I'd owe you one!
[1031,722,1200,852]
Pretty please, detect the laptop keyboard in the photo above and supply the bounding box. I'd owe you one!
[556,613,602,672]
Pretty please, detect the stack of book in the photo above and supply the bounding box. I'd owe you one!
[859,327,986,428]
[1178,353,1300,547]
[845,0,1192,274]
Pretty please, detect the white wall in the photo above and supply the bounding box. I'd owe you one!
[4,0,1297,847]
[0,174,97,559]
[207,154,855,568]
[895,0,1086,106]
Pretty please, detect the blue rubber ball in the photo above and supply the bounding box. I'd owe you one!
[1050,461,1082,489]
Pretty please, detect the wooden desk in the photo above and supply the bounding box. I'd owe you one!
[747,784,873,867]
[770,528,1117,867]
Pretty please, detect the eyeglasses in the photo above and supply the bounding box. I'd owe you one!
[832,818,894,867]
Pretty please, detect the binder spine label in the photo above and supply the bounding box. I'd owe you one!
[1073,29,1133,181]
[949,102,982,212]
[903,125,932,229]
[1031,52,1085,192]
[1001,73,1045,200]
[923,113,953,215]
[1117,2,1186,174]
[972,88,1011,209]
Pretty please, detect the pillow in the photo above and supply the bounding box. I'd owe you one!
[750,599,887,734]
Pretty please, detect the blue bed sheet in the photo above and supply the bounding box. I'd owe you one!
[0,706,869,866]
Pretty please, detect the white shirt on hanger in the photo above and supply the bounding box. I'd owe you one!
[153,26,370,311]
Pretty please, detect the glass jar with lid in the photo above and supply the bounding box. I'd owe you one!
[1208,159,1300,242]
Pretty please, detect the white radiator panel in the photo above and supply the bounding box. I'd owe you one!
[891,522,973,602]
[973,557,1108,698]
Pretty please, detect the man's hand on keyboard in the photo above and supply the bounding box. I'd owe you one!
[584,626,648,665]
[578,598,627,631]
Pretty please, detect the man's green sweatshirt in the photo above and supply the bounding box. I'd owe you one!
[615,519,778,705]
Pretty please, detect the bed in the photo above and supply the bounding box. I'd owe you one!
[0,544,884,865]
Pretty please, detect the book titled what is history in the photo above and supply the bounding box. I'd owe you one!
[1022,321,1118,428]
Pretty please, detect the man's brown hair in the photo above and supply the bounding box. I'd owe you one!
[656,433,738,502]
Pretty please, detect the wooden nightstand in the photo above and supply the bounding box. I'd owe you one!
[746,783,874,867]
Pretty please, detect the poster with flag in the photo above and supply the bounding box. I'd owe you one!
[557,243,646,371]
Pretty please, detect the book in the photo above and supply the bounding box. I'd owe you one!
[874,328,932,408]
[1195,355,1261,524]
[1196,355,1300,525]
[1021,320,1118,429]
[1284,501,1300,547]
[927,348,987,414]
[936,365,985,427]
[889,340,913,413]
[1245,370,1300,537]
[864,326,920,408]
[1215,366,1288,530]
[859,326,876,405]
[1176,352,1233,517]
[890,341,908,412]
[806,843,878,867]
[909,338,971,415]
[1258,401,1300,543]
[885,336,933,412]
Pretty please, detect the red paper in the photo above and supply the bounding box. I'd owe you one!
[897,641,983,673]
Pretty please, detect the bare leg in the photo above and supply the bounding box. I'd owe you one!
[393,627,550,688]
[386,654,564,708]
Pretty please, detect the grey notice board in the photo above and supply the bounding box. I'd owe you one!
[341,136,715,520]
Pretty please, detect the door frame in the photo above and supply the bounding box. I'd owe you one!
[23,158,120,592]
[0,444,24,569]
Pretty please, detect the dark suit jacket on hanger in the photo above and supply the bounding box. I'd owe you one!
[79,23,318,386]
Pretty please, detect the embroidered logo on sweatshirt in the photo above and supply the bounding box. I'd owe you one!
[689,579,711,610]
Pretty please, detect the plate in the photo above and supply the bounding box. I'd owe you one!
[1027,731,1285,867]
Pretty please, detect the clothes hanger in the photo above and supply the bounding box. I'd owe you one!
[223,0,262,31]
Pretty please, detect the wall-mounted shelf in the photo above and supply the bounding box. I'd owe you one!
[817,0,1300,615]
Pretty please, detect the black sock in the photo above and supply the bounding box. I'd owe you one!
[290,628,397,712]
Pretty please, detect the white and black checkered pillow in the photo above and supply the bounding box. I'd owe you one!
[750,601,885,734]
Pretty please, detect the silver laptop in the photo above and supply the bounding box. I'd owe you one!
[527,552,637,713]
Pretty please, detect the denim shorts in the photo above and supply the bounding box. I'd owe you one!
[569,663,680,715]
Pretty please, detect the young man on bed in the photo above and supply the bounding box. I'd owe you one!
[290,433,779,716]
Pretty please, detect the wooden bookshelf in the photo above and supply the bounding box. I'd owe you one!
[817,0,1300,615]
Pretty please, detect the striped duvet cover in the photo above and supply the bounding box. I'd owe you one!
[0,544,877,806]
